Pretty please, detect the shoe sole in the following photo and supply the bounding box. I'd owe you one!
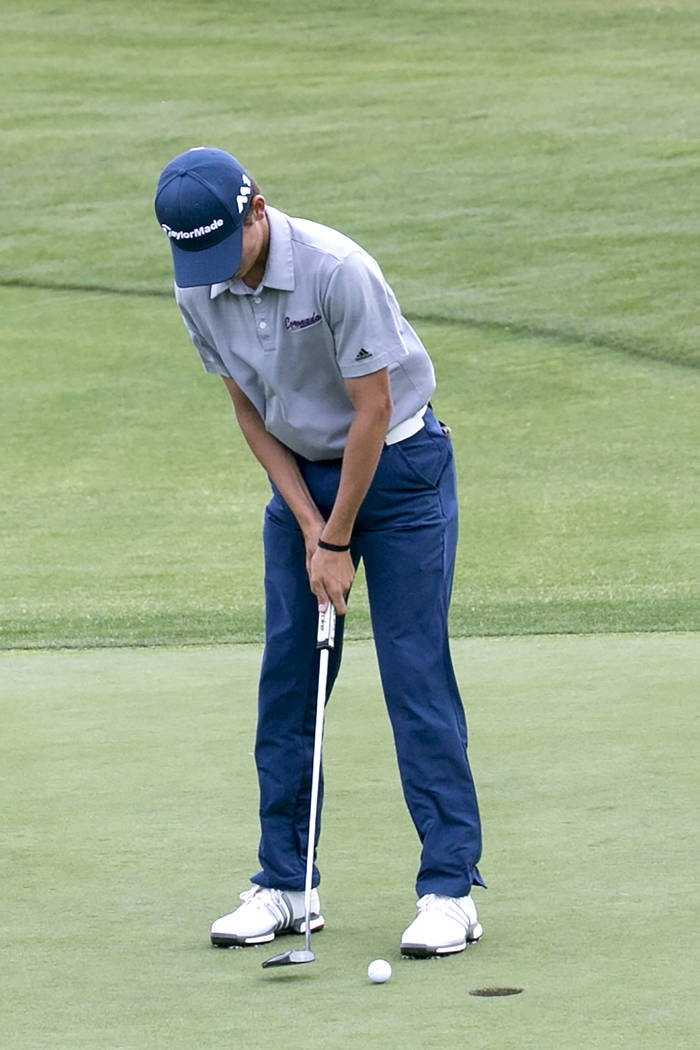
[400,924,483,959]
[210,915,325,949]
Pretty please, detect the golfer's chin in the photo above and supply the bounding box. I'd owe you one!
[231,256,251,280]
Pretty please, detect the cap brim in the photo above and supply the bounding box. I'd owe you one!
[170,224,244,288]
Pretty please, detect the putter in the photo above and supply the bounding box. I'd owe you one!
[262,604,336,970]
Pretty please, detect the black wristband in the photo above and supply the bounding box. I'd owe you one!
[317,538,351,552]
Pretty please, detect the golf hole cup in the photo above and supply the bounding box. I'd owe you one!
[367,959,392,983]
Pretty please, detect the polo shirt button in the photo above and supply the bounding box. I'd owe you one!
[259,321,267,329]
[254,297,262,304]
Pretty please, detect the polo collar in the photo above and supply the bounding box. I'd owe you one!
[210,206,295,299]
[262,207,296,292]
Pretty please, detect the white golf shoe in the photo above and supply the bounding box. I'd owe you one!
[210,886,324,948]
[400,893,483,957]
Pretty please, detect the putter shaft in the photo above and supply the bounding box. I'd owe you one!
[262,607,336,970]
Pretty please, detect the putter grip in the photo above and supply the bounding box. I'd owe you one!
[316,606,336,649]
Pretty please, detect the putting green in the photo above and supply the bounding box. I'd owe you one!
[3,634,697,1049]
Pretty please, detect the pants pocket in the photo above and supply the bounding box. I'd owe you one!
[393,427,452,490]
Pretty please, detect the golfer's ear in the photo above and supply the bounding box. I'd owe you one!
[250,194,266,220]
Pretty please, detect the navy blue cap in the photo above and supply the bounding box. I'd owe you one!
[155,148,254,288]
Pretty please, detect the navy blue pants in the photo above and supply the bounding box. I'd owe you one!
[251,409,484,898]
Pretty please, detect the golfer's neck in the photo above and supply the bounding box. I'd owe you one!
[243,218,270,289]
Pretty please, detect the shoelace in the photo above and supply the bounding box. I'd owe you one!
[416,893,452,914]
[238,887,290,924]
[416,893,474,926]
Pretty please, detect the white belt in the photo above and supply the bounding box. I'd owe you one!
[385,405,428,446]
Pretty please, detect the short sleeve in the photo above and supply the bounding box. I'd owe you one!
[323,251,408,378]
[177,300,230,377]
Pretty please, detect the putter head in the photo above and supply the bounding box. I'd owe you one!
[261,948,315,969]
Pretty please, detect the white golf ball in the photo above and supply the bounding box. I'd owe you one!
[367,958,392,983]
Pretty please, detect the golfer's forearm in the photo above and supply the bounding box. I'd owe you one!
[245,424,324,534]
[223,378,323,535]
[321,405,389,545]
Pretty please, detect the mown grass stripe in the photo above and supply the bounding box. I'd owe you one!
[3,278,696,371]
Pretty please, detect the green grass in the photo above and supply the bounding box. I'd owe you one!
[1,6,699,1044]
[2,285,698,648]
[2,0,699,648]
[3,635,698,1049]
[3,0,700,366]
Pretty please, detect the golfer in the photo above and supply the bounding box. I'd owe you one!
[155,147,484,957]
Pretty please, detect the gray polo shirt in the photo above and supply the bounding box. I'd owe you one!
[174,206,435,461]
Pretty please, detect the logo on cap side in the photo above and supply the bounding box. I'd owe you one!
[236,173,252,214]
[161,218,225,241]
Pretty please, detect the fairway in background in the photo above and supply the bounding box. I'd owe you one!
[2,0,699,368]
[2,0,699,647]
[1,286,697,648]
[2,635,698,1050]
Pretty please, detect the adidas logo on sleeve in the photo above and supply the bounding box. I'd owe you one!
[355,348,373,361]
